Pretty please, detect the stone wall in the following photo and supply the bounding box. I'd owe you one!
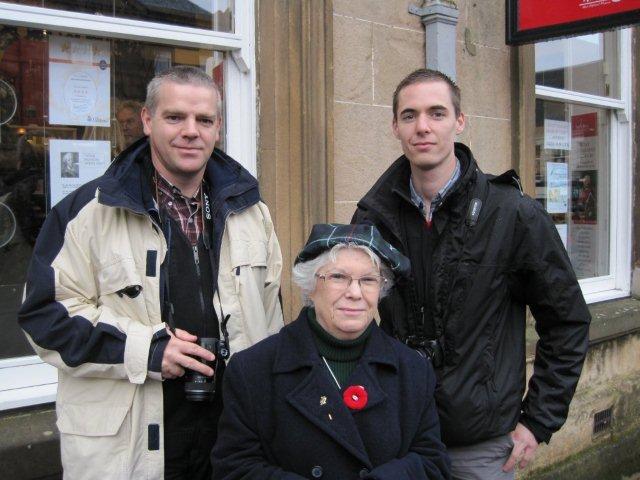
[521,325,640,479]
[331,0,513,223]
[331,0,424,223]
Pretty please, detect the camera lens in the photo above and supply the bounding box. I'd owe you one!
[184,337,218,402]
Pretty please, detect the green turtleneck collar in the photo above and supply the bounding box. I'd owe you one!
[307,307,374,362]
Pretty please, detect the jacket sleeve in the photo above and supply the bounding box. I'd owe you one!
[18,202,168,383]
[365,360,451,480]
[511,198,591,443]
[260,202,285,333]
[211,357,306,480]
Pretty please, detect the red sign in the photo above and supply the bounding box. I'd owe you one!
[571,113,598,138]
[520,0,640,31]
[506,0,640,45]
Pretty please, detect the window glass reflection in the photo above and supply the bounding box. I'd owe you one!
[535,31,619,98]
[534,99,610,279]
[0,25,225,359]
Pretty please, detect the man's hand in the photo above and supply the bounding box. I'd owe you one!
[503,423,538,472]
[161,328,215,379]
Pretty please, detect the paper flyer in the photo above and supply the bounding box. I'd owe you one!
[569,224,598,279]
[555,224,568,250]
[49,139,111,207]
[49,36,111,127]
[544,119,571,151]
[546,162,569,214]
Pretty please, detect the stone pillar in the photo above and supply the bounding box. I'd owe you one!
[409,0,459,80]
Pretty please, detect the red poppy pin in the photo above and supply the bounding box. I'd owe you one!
[343,385,368,410]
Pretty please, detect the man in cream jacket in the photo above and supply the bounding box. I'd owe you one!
[19,66,283,479]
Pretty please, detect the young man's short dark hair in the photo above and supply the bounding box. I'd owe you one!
[392,69,462,119]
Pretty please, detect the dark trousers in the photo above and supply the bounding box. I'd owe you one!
[164,423,219,480]
[163,366,225,480]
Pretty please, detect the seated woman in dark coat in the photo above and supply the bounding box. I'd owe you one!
[211,223,451,480]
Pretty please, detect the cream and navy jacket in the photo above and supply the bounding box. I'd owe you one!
[18,138,284,479]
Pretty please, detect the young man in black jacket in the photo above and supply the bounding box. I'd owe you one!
[352,69,591,479]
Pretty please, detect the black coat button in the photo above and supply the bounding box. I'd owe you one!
[311,465,323,478]
[359,468,369,478]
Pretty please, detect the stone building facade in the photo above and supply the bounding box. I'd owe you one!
[0,1,638,478]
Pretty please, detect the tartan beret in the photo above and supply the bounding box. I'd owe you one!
[294,223,411,279]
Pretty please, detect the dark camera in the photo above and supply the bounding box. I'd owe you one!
[184,337,230,402]
[405,336,444,368]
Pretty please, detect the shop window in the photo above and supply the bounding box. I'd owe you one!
[534,30,632,302]
[0,0,255,409]
[0,24,225,354]
[5,0,234,32]
[534,101,610,279]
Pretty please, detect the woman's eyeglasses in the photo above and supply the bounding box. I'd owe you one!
[315,272,386,292]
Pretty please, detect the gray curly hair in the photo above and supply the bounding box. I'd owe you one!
[292,243,394,306]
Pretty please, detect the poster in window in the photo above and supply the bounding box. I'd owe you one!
[571,170,597,224]
[546,162,569,214]
[571,112,598,170]
[49,36,111,127]
[49,139,111,208]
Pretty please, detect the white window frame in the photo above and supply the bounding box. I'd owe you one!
[0,1,256,410]
[535,28,633,304]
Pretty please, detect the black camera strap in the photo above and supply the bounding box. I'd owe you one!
[159,212,176,333]
[202,189,230,357]
[214,290,231,360]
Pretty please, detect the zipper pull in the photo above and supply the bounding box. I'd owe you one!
[192,245,199,265]
[192,245,202,278]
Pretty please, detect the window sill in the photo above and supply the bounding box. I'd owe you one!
[526,296,640,358]
[0,383,56,411]
[0,360,57,411]
[587,296,640,345]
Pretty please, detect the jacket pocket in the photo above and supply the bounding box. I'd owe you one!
[57,403,130,437]
[56,398,134,479]
[221,240,269,353]
[97,258,143,297]
[229,240,268,294]
[229,239,268,269]
[442,262,478,364]
[96,258,152,325]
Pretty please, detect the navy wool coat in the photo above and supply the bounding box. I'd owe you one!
[211,308,451,480]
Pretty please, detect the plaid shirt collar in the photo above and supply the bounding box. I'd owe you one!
[155,173,203,245]
[409,158,461,222]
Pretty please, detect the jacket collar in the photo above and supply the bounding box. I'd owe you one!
[273,307,398,374]
[97,137,260,218]
[357,142,479,239]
